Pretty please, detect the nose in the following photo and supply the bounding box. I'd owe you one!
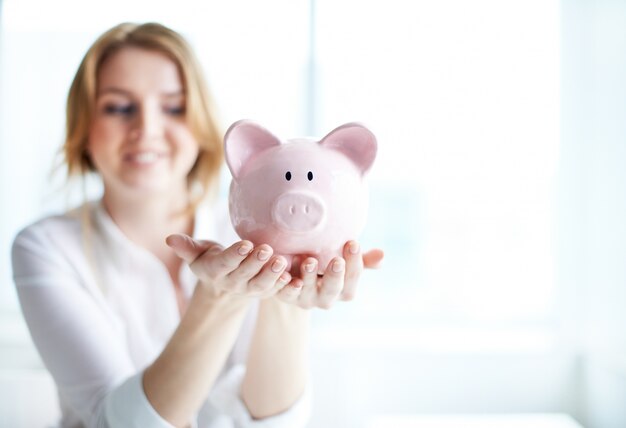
[271,192,326,233]
[130,102,164,142]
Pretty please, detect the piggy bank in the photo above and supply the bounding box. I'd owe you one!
[224,120,377,273]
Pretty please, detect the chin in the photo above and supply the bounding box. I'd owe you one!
[105,168,188,198]
[119,177,182,196]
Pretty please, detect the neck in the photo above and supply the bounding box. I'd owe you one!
[102,187,195,262]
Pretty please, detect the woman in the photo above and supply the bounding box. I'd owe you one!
[11,22,383,428]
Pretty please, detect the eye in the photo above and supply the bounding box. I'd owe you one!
[285,171,292,181]
[104,104,137,116]
[307,171,313,181]
[164,105,186,116]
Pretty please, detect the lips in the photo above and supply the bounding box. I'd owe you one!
[123,151,167,165]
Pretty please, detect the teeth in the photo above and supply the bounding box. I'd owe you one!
[130,152,160,164]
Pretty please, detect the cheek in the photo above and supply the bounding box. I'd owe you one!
[86,124,109,162]
[88,119,123,153]
[167,123,200,159]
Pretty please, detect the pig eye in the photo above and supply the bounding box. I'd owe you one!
[307,171,313,181]
[285,171,292,181]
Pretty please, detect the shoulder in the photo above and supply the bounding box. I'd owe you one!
[12,208,83,254]
[11,205,87,284]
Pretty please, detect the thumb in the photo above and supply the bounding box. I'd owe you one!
[363,249,385,269]
[166,234,216,264]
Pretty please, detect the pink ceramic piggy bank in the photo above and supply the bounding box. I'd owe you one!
[224,120,377,273]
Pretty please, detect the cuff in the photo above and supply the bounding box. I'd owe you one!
[104,371,177,428]
[209,365,311,428]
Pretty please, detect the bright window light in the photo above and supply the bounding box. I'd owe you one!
[313,0,560,328]
[1,0,560,332]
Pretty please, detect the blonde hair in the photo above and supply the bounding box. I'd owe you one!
[64,22,223,211]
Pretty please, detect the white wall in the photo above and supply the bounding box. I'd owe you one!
[560,1,626,427]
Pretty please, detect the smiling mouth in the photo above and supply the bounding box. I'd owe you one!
[124,152,167,165]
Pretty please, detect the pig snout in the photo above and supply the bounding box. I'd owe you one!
[271,192,326,232]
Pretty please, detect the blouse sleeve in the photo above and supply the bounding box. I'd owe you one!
[11,224,174,428]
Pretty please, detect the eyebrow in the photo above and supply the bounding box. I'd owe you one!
[98,87,185,98]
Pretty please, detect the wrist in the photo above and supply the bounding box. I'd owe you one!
[191,281,251,311]
[262,296,311,322]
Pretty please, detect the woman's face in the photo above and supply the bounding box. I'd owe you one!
[88,46,199,198]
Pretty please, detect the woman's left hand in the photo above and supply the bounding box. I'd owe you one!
[276,241,384,309]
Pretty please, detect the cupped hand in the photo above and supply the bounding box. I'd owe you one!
[166,234,291,298]
[275,241,384,309]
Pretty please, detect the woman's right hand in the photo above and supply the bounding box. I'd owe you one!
[166,234,292,298]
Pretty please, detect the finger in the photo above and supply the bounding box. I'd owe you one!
[166,234,216,264]
[275,271,292,292]
[363,249,385,269]
[257,270,292,299]
[247,255,288,294]
[276,278,304,303]
[297,257,319,308]
[316,257,345,309]
[228,244,273,283]
[192,240,253,279]
[341,241,363,301]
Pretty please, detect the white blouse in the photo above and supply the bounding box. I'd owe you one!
[11,200,310,428]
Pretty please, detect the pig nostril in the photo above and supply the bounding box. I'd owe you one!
[273,192,325,231]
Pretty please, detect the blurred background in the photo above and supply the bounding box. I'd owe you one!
[0,0,624,427]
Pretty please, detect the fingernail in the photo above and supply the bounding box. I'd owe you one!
[305,261,316,273]
[257,249,271,261]
[332,259,345,273]
[280,272,291,283]
[349,242,360,254]
[271,258,285,272]
[238,243,252,256]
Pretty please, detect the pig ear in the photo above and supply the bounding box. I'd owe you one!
[224,120,281,178]
[319,123,377,175]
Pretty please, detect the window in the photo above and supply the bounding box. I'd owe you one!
[311,0,560,339]
[1,0,560,342]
